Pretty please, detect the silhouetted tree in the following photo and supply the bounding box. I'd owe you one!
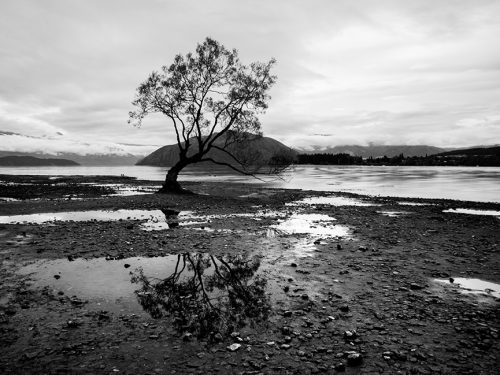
[129,37,279,193]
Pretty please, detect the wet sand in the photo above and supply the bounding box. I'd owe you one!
[0,175,499,374]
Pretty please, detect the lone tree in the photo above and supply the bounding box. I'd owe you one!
[129,37,278,193]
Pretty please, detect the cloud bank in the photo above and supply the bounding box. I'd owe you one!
[1,0,499,153]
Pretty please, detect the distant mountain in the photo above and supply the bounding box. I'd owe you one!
[297,145,445,158]
[0,155,79,166]
[0,151,143,166]
[437,145,500,157]
[137,133,297,168]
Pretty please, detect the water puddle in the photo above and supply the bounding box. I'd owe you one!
[0,197,21,202]
[18,253,274,336]
[443,208,500,218]
[434,278,500,299]
[0,209,166,226]
[397,201,433,206]
[377,211,409,217]
[95,184,160,196]
[287,196,378,207]
[270,213,350,237]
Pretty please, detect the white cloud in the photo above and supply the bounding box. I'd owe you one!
[0,0,499,152]
[0,133,156,156]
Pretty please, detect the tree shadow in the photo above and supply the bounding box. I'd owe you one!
[131,253,271,339]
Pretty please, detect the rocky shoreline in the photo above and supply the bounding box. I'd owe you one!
[0,175,499,374]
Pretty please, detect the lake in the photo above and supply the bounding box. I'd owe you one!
[1,165,499,203]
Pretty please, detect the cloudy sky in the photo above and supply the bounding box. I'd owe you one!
[1,0,499,155]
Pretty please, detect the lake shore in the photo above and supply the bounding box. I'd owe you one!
[1,175,499,374]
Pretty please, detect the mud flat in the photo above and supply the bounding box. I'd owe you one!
[0,175,499,374]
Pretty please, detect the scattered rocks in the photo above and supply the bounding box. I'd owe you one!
[339,304,349,312]
[346,351,363,366]
[227,343,241,352]
[410,282,425,290]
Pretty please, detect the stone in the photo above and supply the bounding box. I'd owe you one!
[334,362,346,372]
[343,330,357,340]
[346,352,363,366]
[410,283,424,290]
[339,304,349,312]
[227,343,241,352]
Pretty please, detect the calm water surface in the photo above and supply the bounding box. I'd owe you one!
[1,165,499,203]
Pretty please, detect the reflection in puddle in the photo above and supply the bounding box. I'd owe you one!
[435,278,500,299]
[397,201,432,206]
[0,209,285,233]
[0,209,202,231]
[377,211,409,217]
[287,196,377,206]
[443,208,500,218]
[18,256,178,313]
[94,184,160,196]
[0,209,166,225]
[132,253,271,338]
[270,213,350,237]
[18,253,273,336]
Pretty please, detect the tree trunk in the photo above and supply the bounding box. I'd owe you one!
[157,160,192,194]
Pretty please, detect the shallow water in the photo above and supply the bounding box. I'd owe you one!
[443,208,500,218]
[287,196,377,207]
[0,209,167,226]
[18,253,275,321]
[18,256,179,313]
[434,278,500,299]
[377,211,409,217]
[270,213,350,237]
[1,165,499,202]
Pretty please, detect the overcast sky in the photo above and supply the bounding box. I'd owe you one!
[1,0,499,155]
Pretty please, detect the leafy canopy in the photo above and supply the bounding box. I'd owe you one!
[129,37,276,158]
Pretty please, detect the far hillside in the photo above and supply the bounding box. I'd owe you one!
[137,133,297,170]
[0,155,80,166]
[296,145,500,167]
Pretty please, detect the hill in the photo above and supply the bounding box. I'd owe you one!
[0,155,79,166]
[437,145,500,157]
[137,134,297,168]
[0,151,143,166]
[298,145,445,158]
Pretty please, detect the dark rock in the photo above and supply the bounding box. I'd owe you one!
[334,362,346,372]
[337,244,342,250]
[291,262,298,267]
[343,330,357,340]
[54,274,61,280]
[410,283,425,290]
[66,320,80,328]
[346,352,363,366]
[124,264,131,268]
[339,304,349,312]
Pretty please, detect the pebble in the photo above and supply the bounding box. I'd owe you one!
[227,343,241,352]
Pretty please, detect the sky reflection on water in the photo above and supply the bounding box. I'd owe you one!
[1,165,499,202]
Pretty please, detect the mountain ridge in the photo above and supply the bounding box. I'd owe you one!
[0,155,80,166]
[296,145,446,158]
[137,134,297,168]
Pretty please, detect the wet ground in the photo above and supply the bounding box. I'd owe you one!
[0,175,499,374]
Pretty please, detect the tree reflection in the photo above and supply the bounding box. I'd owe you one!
[131,253,270,338]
